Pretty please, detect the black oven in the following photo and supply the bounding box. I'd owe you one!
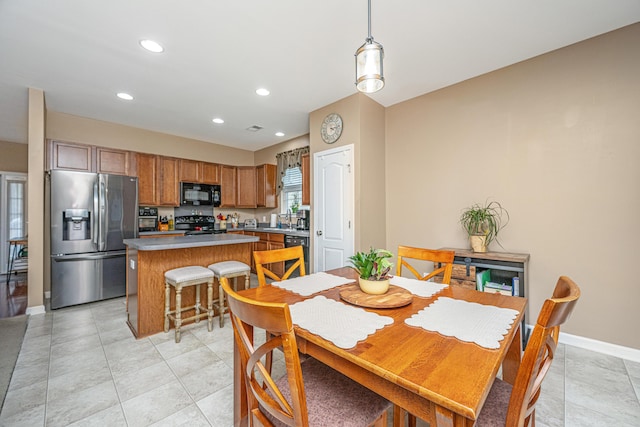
[180,182,221,207]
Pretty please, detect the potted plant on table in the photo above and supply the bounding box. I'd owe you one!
[459,200,509,253]
[347,247,394,295]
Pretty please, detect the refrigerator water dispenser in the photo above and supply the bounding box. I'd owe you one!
[63,209,91,241]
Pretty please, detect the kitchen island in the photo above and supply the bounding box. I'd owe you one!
[123,233,259,338]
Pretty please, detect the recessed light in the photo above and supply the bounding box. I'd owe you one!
[275,132,285,137]
[255,88,270,96]
[212,118,224,124]
[140,39,164,53]
[116,92,134,101]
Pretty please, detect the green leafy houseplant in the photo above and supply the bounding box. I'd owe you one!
[347,247,394,281]
[459,200,509,252]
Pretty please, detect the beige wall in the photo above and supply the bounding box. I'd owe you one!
[385,23,640,349]
[47,111,254,166]
[309,94,387,252]
[0,140,28,172]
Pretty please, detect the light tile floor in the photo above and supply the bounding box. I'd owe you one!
[1,295,639,426]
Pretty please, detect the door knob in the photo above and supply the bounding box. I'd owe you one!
[316,230,323,236]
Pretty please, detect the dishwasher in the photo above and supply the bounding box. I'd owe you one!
[284,235,309,276]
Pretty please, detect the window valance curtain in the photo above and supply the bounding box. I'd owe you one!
[275,146,309,195]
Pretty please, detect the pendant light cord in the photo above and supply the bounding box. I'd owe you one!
[367,0,373,42]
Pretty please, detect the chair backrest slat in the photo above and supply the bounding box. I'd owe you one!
[254,246,306,286]
[396,246,455,284]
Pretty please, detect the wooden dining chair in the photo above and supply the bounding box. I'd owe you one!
[254,246,306,286]
[402,275,581,427]
[220,276,391,427]
[396,246,455,283]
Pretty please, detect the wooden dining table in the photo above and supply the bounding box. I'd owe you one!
[233,267,527,427]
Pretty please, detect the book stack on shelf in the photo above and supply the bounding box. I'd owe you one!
[476,269,514,296]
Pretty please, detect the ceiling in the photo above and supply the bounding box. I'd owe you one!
[1,1,639,151]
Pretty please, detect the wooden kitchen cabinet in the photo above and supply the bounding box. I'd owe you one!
[236,166,257,208]
[97,147,133,175]
[301,153,310,206]
[47,140,134,175]
[201,162,220,184]
[137,153,159,206]
[248,231,284,275]
[47,140,93,172]
[179,159,201,182]
[256,164,277,208]
[158,156,180,206]
[220,165,236,207]
[267,233,285,277]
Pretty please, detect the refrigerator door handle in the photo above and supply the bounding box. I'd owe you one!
[52,250,127,262]
[93,180,99,247]
[98,175,107,251]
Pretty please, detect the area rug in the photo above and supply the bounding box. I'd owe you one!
[0,315,28,412]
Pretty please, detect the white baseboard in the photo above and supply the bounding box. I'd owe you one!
[526,324,640,363]
[26,305,46,316]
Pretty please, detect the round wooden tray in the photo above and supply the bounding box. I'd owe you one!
[339,284,413,309]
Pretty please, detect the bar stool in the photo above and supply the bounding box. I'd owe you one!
[164,266,216,343]
[207,261,251,327]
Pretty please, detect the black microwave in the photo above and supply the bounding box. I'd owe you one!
[180,182,221,207]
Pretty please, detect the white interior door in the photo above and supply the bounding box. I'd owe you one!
[313,145,354,272]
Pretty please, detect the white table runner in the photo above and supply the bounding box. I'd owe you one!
[271,272,353,296]
[289,296,393,349]
[405,297,519,349]
[390,275,448,298]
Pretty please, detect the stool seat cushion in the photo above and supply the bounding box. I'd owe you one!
[165,266,214,283]
[208,261,250,277]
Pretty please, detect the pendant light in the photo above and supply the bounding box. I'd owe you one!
[355,0,384,93]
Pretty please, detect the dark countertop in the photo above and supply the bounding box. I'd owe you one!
[139,227,310,238]
[124,233,259,251]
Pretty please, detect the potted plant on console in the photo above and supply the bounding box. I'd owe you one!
[348,248,394,295]
[459,200,509,253]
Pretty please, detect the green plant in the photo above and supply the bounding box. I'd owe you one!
[347,247,394,281]
[290,193,300,213]
[459,200,509,248]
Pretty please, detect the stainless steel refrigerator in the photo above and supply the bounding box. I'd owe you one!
[48,170,138,309]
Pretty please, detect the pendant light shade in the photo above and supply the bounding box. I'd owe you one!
[355,0,384,93]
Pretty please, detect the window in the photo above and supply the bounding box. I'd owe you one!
[281,167,302,214]
[7,180,26,239]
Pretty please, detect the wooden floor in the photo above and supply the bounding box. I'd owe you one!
[0,272,27,318]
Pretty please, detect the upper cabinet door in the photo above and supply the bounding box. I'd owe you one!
[179,159,201,182]
[158,157,180,206]
[236,166,257,208]
[137,153,159,206]
[47,140,94,172]
[256,164,277,208]
[220,165,237,207]
[97,147,132,176]
[302,153,310,206]
[201,163,220,184]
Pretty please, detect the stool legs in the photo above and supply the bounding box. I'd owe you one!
[219,282,225,328]
[207,279,214,332]
[175,284,183,343]
[194,283,201,323]
[164,281,171,333]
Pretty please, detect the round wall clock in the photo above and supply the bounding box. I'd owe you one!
[320,113,343,144]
